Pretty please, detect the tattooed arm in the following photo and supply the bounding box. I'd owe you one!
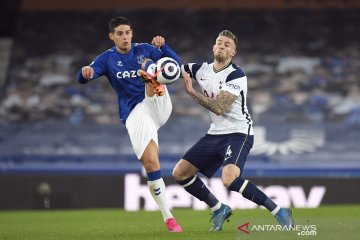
[191,90,237,115]
[183,71,237,115]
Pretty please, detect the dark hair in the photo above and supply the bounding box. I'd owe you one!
[109,17,132,33]
[218,30,238,50]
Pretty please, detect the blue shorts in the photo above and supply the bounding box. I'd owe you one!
[182,133,254,178]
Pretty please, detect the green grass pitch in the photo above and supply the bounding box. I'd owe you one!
[1,205,359,240]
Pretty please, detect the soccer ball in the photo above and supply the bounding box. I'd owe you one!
[155,57,181,84]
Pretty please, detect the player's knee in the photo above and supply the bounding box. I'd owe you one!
[222,178,235,189]
[172,160,192,180]
[172,163,183,180]
[222,173,239,189]
[222,164,241,189]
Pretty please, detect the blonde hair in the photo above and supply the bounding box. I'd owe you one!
[218,30,238,50]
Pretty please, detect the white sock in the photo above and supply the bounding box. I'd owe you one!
[271,206,281,216]
[210,201,222,212]
[148,178,173,220]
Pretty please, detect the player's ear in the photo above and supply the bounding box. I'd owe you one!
[231,49,237,57]
[109,32,114,41]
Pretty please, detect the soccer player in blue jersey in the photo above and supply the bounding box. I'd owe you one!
[173,30,294,231]
[77,17,182,232]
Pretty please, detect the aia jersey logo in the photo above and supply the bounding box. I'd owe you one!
[203,90,217,99]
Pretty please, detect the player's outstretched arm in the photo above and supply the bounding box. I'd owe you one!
[151,35,182,67]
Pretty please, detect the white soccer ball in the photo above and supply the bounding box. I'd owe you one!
[155,57,181,84]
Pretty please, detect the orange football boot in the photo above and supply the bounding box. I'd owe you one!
[139,69,165,96]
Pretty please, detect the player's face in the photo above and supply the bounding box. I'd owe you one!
[109,24,133,53]
[213,36,236,62]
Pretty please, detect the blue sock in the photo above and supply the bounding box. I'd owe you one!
[177,175,218,208]
[228,177,277,211]
[147,170,162,181]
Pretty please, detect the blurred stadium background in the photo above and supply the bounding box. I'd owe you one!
[0,0,359,210]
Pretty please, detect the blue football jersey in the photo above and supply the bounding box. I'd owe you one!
[77,43,181,123]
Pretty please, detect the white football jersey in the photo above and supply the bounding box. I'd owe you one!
[183,62,253,135]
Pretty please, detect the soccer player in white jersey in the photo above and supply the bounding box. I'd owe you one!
[173,30,294,231]
[77,17,182,232]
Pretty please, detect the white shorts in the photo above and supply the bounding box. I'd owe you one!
[125,87,172,159]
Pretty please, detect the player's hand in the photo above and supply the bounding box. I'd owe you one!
[182,70,195,96]
[151,36,165,49]
[81,66,94,80]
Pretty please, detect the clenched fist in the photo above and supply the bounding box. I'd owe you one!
[151,36,165,49]
[81,66,94,80]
